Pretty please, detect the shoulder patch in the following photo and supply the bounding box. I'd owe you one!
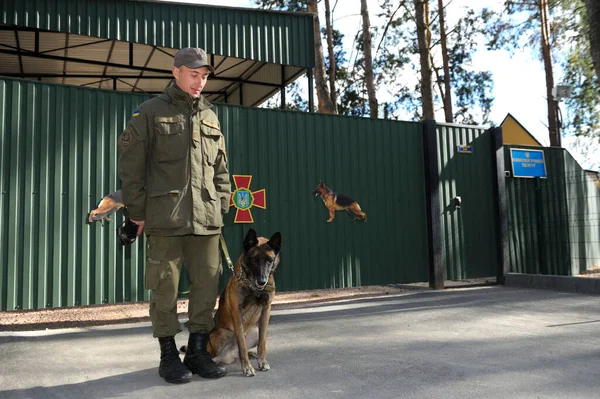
[120,130,134,147]
[132,109,140,117]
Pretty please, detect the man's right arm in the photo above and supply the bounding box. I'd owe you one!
[118,108,151,224]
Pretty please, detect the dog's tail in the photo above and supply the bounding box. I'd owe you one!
[346,207,367,222]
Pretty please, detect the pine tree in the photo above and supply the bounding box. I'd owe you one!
[360,0,378,118]
[414,0,435,120]
[585,0,600,83]
[485,0,599,140]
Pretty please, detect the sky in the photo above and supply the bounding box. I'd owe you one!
[162,0,598,170]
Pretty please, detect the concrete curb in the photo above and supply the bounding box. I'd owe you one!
[505,273,600,295]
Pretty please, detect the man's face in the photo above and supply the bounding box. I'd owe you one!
[172,65,210,97]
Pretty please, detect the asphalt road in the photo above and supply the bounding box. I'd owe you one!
[1,286,599,399]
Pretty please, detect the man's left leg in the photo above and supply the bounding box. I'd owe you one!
[182,234,227,379]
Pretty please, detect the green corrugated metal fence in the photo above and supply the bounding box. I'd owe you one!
[1,0,315,67]
[436,124,499,280]
[215,105,430,292]
[505,145,600,275]
[0,78,149,310]
[0,77,432,310]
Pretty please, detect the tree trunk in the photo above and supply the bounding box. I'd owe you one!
[360,0,378,118]
[308,0,336,114]
[324,0,338,113]
[438,0,453,123]
[586,0,600,82]
[414,0,435,120]
[539,0,560,147]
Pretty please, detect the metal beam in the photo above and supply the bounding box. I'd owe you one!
[81,78,112,88]
[101,41,117,89]
[0,71,282,89]
[214,55,229,72]
[250,68,307,108]
[0,50,283,88]
[133,46,157,92]
[154,46,174,59]
[62,33,69,85]
[216,59,251,76]
[280,64,286,109]
[0,73,171,79]
[14,29,23,77]
[129,42,134,67]
[252,88,280,108]
[307,67,314,112]
[0,26,41,32]
[116,78,150,94]
[0,48,170,74]
[39,39,112,55]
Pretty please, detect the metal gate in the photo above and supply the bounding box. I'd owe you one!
[435,123,502,280]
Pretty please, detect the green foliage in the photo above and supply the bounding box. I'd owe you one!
[442,8,495,124]
[254,0,495,125]
[557,0,600,137]
[377,1,494,124]
[252,0,306,12]
[484,0,599,138]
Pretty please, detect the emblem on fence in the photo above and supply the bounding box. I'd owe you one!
[230,175,266,223]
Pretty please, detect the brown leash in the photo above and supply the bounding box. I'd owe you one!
[180,233,274,294]
[219,233,235,272]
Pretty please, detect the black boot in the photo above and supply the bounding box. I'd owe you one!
[184,332,227,378]
[158,337,193,384]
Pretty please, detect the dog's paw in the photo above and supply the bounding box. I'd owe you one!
[257,360,270,371]
[242,364,256,377]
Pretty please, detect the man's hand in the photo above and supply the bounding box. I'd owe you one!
[131,219,145,236]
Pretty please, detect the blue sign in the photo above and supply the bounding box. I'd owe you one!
[510,149,547,178]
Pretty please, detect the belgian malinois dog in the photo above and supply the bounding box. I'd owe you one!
[206,229,281,376]
[312,181,367,223]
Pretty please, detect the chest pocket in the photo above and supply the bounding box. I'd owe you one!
[200,120,222,165]
[153,115,187,162]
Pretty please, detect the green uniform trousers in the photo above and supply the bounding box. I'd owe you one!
[145,234,221,338]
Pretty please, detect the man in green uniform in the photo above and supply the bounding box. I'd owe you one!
[118,47,231,384]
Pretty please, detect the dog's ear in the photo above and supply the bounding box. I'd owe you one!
[243,229,258,252]
[268,232,281,254]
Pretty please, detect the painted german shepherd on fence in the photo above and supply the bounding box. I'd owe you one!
[312,181,367,223]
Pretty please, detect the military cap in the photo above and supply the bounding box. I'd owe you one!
[173,47,215,73]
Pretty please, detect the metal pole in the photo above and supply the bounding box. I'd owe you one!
[307,67,314,113]
[423,120,444,289]
[490,127,509,284]
[280,65,286,110]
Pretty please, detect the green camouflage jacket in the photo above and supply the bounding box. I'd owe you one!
[118,83,230,236]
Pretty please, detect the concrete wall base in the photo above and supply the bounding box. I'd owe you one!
[505,273,600,295]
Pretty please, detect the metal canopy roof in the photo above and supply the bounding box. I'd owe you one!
[0,0,315,107]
